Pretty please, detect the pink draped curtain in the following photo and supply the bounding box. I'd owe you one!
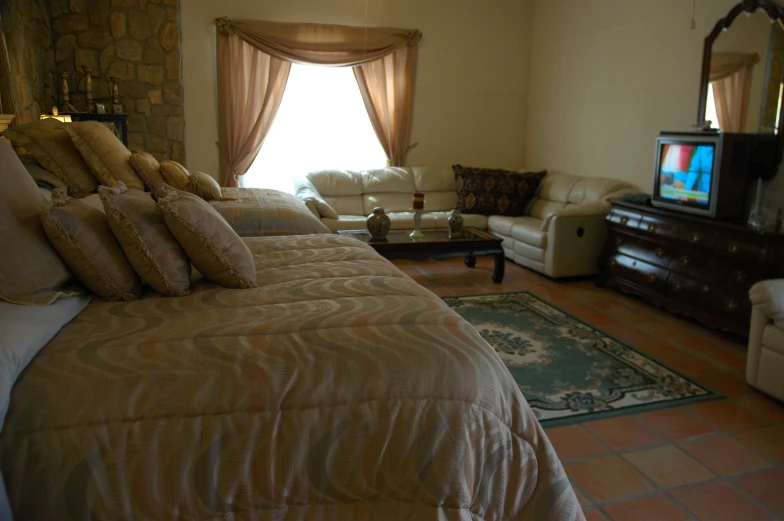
[709,52,760,133]
[215,18,422,187]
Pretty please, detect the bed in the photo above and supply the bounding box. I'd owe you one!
[0,232,583,520]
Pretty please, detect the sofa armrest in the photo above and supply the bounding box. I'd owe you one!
[541,200,611,230]
[293,178,339,219]
[749,279,784,327]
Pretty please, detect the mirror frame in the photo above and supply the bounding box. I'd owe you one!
[697,0,784,142]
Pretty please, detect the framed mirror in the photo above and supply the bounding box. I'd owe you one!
[697,0,784,161]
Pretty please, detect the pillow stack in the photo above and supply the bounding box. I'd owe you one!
[0,126,256,305]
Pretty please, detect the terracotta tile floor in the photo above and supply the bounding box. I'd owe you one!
[392,256,784,520]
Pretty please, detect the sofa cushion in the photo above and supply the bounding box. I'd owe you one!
[763,324,784,353]
[488,215,546,248]
[361,167,415,193]
[422,191,459,212]
[454,165,546,216]
[511,220,547,249]
[412,166,456,192]
[321,215,371,232]
[363,193,414,214]
[308,170,364,196]
[535,171,582,204]
[323,195,365,216]
[568,177,633,205]
[528,200,569,221]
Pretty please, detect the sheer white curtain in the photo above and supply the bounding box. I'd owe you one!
[243,64,387,193]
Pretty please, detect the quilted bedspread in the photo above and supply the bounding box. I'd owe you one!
[0,235,582,520]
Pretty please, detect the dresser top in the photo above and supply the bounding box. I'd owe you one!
[609,199,783,238]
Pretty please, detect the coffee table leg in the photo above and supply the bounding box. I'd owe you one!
[464,254,476,268]
[492,252,505,283]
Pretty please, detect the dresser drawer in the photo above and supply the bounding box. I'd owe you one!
[639,215,717,247]
[607,207,642,229]
[668,273,752,325]
[606,254,669,292]
[610,234,672,267]
[715,234,768,264]
[667,250,722,281]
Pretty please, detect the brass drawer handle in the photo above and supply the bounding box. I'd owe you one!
[610,259,618,267]
[647,274,657,283]
[733,271,745,283]
[702,285,710,293]
[680,255,690,266]
[647,224,656,232]
[620,216,629,225]
[728,243,738,254]
[673,283,682,293]
[690,234,701,244]
[615,237,624,246]
[655,248,665,258]
[725,298,738,311]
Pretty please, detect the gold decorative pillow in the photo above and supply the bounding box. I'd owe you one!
[41,190,141,301]
[159,160,190,191]
[99,183,191,296]
[19,154,69,193]
[129,151,166,198]
[1,119,97,196]
[158,185,257,289]
[0,140,82,305]
[189,171,231,201]
[67,121,144,190]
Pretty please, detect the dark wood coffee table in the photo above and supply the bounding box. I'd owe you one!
[338,227,505,283]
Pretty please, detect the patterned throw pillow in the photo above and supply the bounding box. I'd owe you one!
[158,185,257,289]
[41,190,141,301]
[159,160,191,191]
[1,119,98,197]
[67,121,145,190]
[453,165,547,216]
[129,151,167,198]
[0,140,82,305]
[99,183,191,297]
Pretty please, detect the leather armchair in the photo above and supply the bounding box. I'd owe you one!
[747,279,784,402]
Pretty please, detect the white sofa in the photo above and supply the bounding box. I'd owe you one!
[295,167,637,278]
[747,280,784,402]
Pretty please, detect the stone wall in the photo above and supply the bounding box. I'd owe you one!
[1,0,57,124]
[51,0,184,162]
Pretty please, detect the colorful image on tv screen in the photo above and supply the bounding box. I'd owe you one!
[658,143,714,206]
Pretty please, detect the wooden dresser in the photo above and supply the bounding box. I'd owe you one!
[597,200,784,337]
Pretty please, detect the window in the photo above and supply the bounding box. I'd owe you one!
[243,64,387,193]
[706,83,720,130]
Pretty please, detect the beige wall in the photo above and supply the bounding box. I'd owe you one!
[180,0,532,178]
[524,0,743,191]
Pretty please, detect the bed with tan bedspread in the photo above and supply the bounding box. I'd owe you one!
[211,188,332,237]
[0,234,582,520]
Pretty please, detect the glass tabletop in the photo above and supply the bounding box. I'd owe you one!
[339,228,493,244]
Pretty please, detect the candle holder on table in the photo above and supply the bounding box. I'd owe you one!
[411,192,425,239]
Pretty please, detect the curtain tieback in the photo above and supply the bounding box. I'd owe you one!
[407,142,419,152]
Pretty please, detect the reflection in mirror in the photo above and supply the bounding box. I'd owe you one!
[703,11,779,134]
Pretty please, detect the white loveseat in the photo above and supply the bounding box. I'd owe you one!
[747,280,784,402]
[295,167,637,278]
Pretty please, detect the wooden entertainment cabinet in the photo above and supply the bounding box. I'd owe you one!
[597,200,784,337]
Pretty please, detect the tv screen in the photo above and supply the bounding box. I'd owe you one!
[657,142,715,206]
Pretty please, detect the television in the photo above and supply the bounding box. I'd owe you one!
[651,132,776,219]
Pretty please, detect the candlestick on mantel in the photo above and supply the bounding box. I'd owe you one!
[411,192,425,238]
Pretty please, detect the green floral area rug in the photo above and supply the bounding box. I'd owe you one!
[442,291,721,426]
